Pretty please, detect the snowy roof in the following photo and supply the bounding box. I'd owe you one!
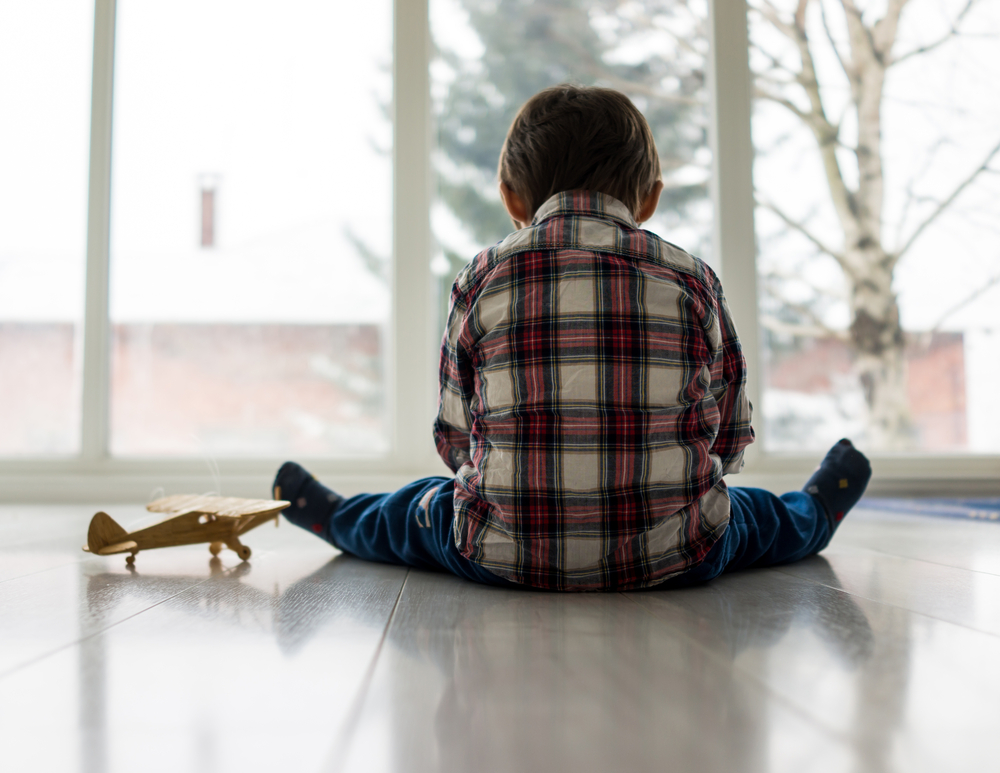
[0,220,390,325]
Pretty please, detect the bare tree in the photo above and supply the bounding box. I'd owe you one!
[751,0,997,450]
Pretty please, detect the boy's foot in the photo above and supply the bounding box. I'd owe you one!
[803,439,872,529]
[273,461,343,540]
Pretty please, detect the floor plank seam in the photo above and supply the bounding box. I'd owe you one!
[0,558,87,586]
[321,568,411,773]
[618,591,854,745]
[833,542,1000,579]
[0,564,235,683]
[768,566,1000,640]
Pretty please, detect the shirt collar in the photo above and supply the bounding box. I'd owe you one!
[531,190,639,229]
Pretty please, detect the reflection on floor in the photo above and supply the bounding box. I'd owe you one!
[1,500,999,773]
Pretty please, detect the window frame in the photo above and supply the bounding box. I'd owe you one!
[1,0,997,502]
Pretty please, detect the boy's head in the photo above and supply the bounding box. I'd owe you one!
[498,85,663,227]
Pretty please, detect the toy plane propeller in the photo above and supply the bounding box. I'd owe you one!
[82,494,290,565]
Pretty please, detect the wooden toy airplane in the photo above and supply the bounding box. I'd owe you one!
[82,494,290,565]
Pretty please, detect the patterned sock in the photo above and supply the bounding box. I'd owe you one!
[272,461,343,540]
[803,439,872,529]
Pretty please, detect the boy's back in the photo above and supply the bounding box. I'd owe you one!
[275,84,870,594]
[435,189,753,590]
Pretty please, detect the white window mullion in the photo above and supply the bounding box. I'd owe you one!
[80,0,117,465]
[391,0,438,471]
[707,0,761,469]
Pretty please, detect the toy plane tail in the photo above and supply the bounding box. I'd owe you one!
[84,512,138,555]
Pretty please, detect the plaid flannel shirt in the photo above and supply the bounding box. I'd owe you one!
[434,191,754,590]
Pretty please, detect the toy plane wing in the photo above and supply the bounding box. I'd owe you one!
[147,494,288,519]
[93,539,140,556]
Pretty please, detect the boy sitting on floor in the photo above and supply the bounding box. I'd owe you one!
[274,84,871,591]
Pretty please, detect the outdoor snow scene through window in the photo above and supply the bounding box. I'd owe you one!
[3,0,1000,477]
[0,0,92,456]
[430,0,714,329]
[108,0,392,457]
[750,0,1000,454]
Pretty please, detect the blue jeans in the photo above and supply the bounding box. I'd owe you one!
[655,487,832,588]
[321,478,832,589]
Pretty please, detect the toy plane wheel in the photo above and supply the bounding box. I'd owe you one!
[125,554,136,566]
[209,542,224,556]
[236,545,252,561]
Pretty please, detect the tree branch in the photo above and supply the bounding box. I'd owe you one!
[785,0,857,232]
[894,138,948,247]
[819,0,853,82]
[749,41,799,79]
[895,138,1000,261]
[931,269,1000,332]
[758,199,848,269]
[635,5,708,60]
[753,86,810,121]
[551,27,703,106]
[839,0,877,60]
[760,314,848,341]
[764,263,849,300]
[752,0,801,42]
[768,288,842,332]
[890,0,977,66]
[753,69,798,89]
[343,226,390,285]
[591,69,703,106]
[872,0,912,60]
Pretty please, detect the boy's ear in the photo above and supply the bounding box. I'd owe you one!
[636,180,664,224]
[499,182,531,230]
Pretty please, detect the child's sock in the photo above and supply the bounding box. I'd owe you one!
[803,439,872,529]
[273,461,343,540]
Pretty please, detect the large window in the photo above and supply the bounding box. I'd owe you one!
[0,0,93,455]
[2,0,998,499]
[108,0,392,457]
[749,0,1000,454]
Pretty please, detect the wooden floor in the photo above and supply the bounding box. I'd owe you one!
[2,501,999,773]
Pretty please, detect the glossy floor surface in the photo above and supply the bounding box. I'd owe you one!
[2,501,999,773]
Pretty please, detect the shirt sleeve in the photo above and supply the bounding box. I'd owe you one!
[433,269,475,473]
[708,278,755,474]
